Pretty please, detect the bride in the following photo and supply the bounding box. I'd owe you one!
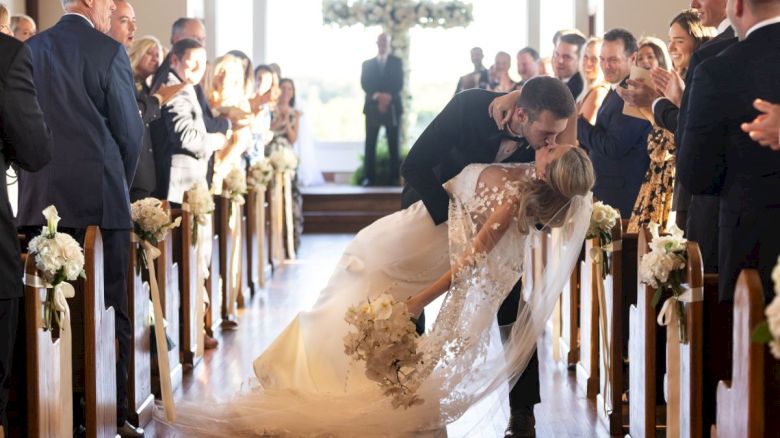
[166,144,595,436]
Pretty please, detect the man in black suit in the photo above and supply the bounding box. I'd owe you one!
[361,32,403,186]
[402,77,576,438]
[677,0,780,303]
[455,46,490,93]
[0,32,52,435]
[618,0,736,273]
[577,29,652,218]
[553,32,586,99]
[18,1,144,436]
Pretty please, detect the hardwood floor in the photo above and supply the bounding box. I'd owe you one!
[146,234,609,437]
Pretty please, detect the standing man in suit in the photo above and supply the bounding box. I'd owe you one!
[553,32,587,99]
[618,0,736,273]
[0,32,51,435]
[361,32,403,186]
[455,46,490,93]
[677,0,780,303]
[402,77,576,437]
[18,1,144,436]
[578,28,652,218]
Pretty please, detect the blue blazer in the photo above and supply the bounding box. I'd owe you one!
[18,15,143,229]
[577,84,652,217]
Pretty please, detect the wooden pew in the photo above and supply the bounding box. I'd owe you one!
[22,254,68,437]
[577,231,602,398]
[215,195,241,324]
[172,194,204,368]
[596,220,626,435]
[246,186,271,290]
[238,210,250,308]
[629,226,657,438]
[205,218,222,332]
[73,226,117,438]
[152,212,182,393]
[713,269,780,437]
[126,238,153,428]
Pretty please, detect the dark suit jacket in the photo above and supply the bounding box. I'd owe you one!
[18,15,142,230]
[677,22,780,301]
[0,34,52,298]
[577,83,652,217]
[361,54,403,125]
[565,72,584,100]
[455,68,490,94]
[130,82,160,200]
[401,89,535,225]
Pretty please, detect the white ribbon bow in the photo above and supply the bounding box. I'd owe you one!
[656,286,704,326]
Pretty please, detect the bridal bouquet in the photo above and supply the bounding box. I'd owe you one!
[269,147,299,173]
[344,294,425,409]
[131,198,182,269]
[223,166,248,205]
[186,181,214,245]
[27,205,86,331]
[752,256,780,359]
[586,201,620,278]
[247,157,274,191]
[639,223,690,343]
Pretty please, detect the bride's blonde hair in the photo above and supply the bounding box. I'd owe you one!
[518,146,594,233]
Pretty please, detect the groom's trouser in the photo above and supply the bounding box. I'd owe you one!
[414,278,540,408]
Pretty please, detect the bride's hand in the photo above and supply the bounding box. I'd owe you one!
[488,90,521,130]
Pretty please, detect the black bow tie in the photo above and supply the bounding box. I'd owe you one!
[502,131,529,148]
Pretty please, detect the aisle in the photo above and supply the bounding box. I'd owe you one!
[148,233,610,437]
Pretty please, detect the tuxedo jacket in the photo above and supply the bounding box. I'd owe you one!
[577,82,652,218]
[361,54,403,125]
[565,72,584,100]
[0,34,52,298]
[18,15,142,230]
[677,22,780,301]
[401,89,534,225]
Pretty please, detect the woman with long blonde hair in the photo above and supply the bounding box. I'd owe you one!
[577,37,609,124]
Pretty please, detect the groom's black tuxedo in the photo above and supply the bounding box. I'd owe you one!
[401,88,540,409]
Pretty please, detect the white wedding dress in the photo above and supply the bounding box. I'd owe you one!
[166,163,591,437]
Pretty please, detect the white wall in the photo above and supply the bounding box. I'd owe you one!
[603,0,685,41]
[6,0,25,15]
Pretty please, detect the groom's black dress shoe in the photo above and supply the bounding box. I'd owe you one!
[117,420,144,437]
[504,406,536,437]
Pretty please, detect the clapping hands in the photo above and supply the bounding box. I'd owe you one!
[741,99,780,150]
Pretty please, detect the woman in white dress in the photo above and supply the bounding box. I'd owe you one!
[165,145,595,437]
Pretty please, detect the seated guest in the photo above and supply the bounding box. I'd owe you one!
[628,37,676,232]
[488,51,519,92]
[10,14,36,42]
[577,37,609,124]
[152,39,226,204]
[553,31,587,99]
[456,46,490,93]
[0,31,52,435]
[515,46,540,85]
[577,28,652,218]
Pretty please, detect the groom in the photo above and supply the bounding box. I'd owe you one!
[401,76,576,438]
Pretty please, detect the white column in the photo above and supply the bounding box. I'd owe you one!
[527,0,541,54]
[203,0,217,59]
[252,0,268,65]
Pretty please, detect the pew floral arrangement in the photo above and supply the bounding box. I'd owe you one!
[344,293,425,409]
[639,222,690,343]
[586,201,620,278]
[185,181,215,245]
[247,157,274,191]
[270,147,300,260]
[269,147,299,173]
[223,166,248,205]
[752,256,780,359]
[27,205,86,331]
[131,198,182,271]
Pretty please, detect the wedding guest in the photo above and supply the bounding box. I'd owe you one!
[516,46,540,85]
[107,0,135,49]
[488,51,519,92]
[17,1,144,435]
[0,31,51,435]
[577,37,609,124]
[577,28,652,218]
[678,0,780,302]
[455,46,489,93]
[539,56,552,76]
[668,9,716,79]
[628,37,676,232]
[152,39,226,205]
[269,62,282,79]
[360,32,403,186]
[247,64,278,163]
[742,98,780,150]
[553,32,587,99]
[10,14,36,41]
[0,4,10,36]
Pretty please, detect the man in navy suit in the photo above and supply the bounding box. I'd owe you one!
[17,1,143,436]
[577,28,652,218]
[0,32,52,434]
[678,0,780,303]
[361,32,404,186]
